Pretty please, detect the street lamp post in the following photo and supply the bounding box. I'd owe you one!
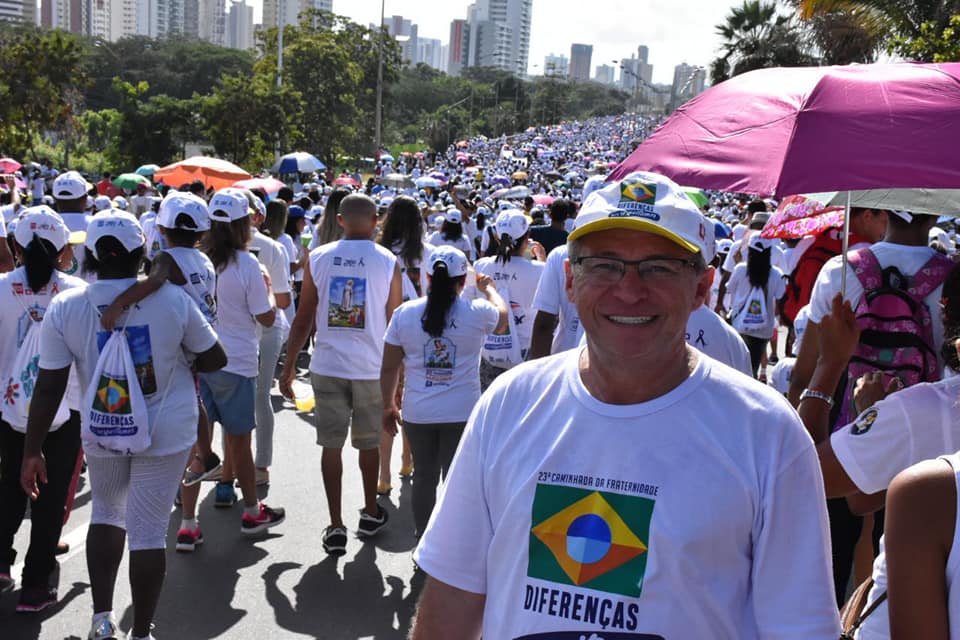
[374,0,385,161]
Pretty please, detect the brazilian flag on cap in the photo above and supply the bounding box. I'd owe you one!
[528,484,654,598]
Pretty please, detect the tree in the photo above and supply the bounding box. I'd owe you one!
[712,0,819,83]
[798,0,960,62]
[0,26,88,158]
[107,79,197,170]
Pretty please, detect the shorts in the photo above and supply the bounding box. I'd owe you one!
[310,374,381,450]
[199,370,256,435]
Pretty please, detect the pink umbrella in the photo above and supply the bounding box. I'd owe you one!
[233,177,286,194]
[610,62,960,196]
[533,194,555,206]
[334,175,360,187]
[760,195,844,240]
[0,158,21,173]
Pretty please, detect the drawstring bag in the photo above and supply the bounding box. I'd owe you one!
[82,296,156,455]
[3,292,70,432]
[481,285,524,369]
[731,285,769,336]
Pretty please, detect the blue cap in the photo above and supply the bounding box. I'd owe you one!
[287,205,305,219]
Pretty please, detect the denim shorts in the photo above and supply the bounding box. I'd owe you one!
[198,370,257,435]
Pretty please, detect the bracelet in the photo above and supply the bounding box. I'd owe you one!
[800,388,834,408]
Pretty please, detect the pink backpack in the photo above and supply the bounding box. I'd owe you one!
[835,247,955,428]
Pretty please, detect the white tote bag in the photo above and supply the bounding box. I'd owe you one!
[3,318,71,432]
[481,285,524,369]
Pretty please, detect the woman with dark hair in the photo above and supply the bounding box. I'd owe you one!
[473,209,545,389]
[21,210,226,639]
[727,233,786,377]
[427,209,474,260]
[0,207,85,613]
[380,246,507,538]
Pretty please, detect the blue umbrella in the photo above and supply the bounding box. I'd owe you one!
[415,176,442,189]
[380,154,394,163]
[135,164,160,176]
[714,220,731,239]
[272,151,326,174]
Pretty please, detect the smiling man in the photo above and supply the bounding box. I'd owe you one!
[409,172,840,640]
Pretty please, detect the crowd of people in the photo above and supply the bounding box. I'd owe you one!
[0,112,959,639]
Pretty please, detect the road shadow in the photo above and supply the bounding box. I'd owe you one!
[0,580,89,639]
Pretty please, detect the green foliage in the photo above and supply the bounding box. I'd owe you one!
[106,79,198,170]
[0,25,88,158]
[889,13,960,61]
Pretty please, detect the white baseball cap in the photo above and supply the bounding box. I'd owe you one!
[208,188,250,222]
[444,208,462,224]
[158,191,210,231]
[112,195,128,210]
[569,171,708,255]
[93,195,113,212]
[52,171,89,200]
[495,209,530,240]
[427,246,469,277]
[14,206,70,251]
[85,210,145,259]
[748,232,774,252]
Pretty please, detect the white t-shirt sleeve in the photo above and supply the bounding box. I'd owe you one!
[383,303,404,346]
[829,395,915,495]
[244,257,273,317]
[0,207,7,238]
[413,400,492,594]
[769,267,786,299]
[532,248,564,315]
[807,255,858,324]
[38,297,73,370]
[264,243,291,295]
[179,288,219,355]
[473,298,500,334]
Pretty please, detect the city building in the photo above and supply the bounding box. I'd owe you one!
[594,63,615,85]
[198,0,225,45]
[262,0,331,31]
[464,0,532,76]
[543,53,568,77]
[447,18,469,76]
[110,0,138,40]
[417,37,445,72]
[0,0,34,23]
[385,15,418,66]
[636,45,653,85]
[569,43,592,82]
[225,0,252,49]
[671,62,707,107]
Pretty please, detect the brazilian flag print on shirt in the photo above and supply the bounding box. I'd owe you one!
[528,484,655,598]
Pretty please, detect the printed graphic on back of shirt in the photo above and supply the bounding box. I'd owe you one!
[97,325,157,395]
[328,276,366,329]
[423,336,456,386]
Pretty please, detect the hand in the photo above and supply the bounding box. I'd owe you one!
[382,405,400,436]
[21,454,47,501]
[818,294,860,367]
[853,371,903,414]
[476,273,493,293]
[529,240,546,262]
[100,303,122,331]
[278,364,295,400]
[714,302,726,317]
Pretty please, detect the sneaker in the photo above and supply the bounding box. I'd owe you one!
[214,482,237,508]
[240,503,285,535]
[175,527,204,552]
[16,585,57,613]
[357,505,389,538]
[88,614,119,640]
[321,526,348,556]
[0,567,13,594]
[182,453,222,487]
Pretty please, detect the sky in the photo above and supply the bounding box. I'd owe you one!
[252,0,736,85]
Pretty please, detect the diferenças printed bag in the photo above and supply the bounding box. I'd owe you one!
[481,283,524,369]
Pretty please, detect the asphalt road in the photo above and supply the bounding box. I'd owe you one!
[3,373,426,640]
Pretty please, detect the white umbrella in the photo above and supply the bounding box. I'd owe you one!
[804,189,960,218]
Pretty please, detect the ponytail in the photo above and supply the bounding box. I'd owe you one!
[421,263,463,337]
[495,231,528,265]
[22,236,58,292]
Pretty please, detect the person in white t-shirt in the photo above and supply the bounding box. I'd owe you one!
[427,209,474,261]
[727,233,786,377]
[410,172,839,640]
[278,193,403,556]
[0,207,85,612]
[198,189,285,536]
[22,210,226,640]
[473,209,544,389]
[381,247,507,538]
[528,244,580,358]
[50,171,91,282]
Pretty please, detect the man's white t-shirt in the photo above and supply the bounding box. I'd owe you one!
[829,375,960,639]
[727,264,786,339]
[309,239,397,380]
[686,305,753,376]
[531,245,579,354]
[129,194,152,218]
[0,268,87,429]
[39,279,218,457]
[427,231,475,261]
[414,350,840,639]
[808,242,947,370]
[384,296,498,423]
[212,251,273,378]
[473,255,544,354]
[165,247,217,324]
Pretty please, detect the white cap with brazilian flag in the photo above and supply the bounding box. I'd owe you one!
[569,171,708,255]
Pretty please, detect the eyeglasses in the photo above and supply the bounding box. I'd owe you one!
[571,256,698,285]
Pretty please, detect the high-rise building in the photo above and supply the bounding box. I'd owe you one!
[110,0,138,40]
[198,0,224,45]
[569,43,592,82]
[671,62,706,107]
[41,0,114,37]
[448,18,469,76]
[594,64,615,85]
[543,53,567,77]
[262,0,330,31]
[636,44,653,86]
[384,15,418,66]
[225,0,252,49]
[417,37,445,72]
[465,0,531,76]
[0,0,34,23]
[637,45,649,63]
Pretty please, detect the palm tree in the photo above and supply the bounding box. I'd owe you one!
[712,0,819,84]
[797,0,960,61]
